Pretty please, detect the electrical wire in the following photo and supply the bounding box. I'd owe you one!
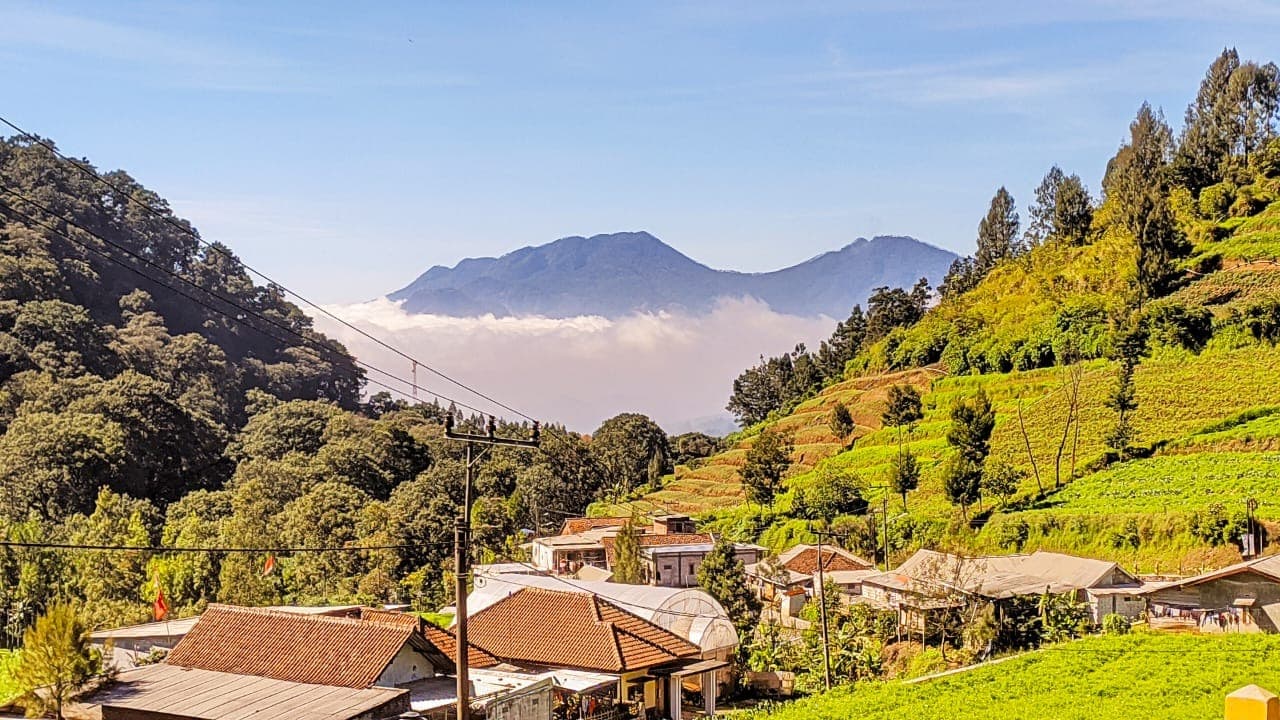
[0,187,487,414]
[0,540,454,553]
[0,116,537,423]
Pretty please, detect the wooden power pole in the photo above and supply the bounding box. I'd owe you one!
[444,414,540,720]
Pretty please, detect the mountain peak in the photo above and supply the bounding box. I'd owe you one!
[390,232,957,318]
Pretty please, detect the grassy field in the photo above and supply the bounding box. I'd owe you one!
[0,650,18,706]
[739,633,1280,720]
[1033,453,1280,517]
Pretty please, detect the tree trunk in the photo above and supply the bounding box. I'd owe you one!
[1016,402,1044,495]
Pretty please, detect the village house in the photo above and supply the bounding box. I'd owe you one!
[83,604,551,720]
[1141,554,1280,633]
[467,573,740,661]
[744,544,876,601]
[533,514,764,588]
[467,586,728,720]
[858,549,1146,633]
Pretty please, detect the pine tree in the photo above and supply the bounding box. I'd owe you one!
[828,401,856,439]
[14,603,103,720]
[741,428,792,507]
[1053,174,1094,246]
[946,388,996,466]
[888,449,920,510]
[612,518,643,584]
[1105,103,1185,299]
[696,535,762,647]
[1025,166,1066,247]
[974,187,1021,275]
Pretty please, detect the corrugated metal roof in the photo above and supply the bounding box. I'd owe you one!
[892,549,1136,598]
[1139,554,1280,594]
[90,663,407,720]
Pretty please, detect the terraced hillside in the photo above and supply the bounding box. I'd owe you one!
[598,367,942,515]
[742,633,1280,720]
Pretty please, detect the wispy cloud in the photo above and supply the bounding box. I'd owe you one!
[0,3,473,94]
[310,297,833,433]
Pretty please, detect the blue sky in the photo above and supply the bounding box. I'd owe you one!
[4,0,1280,303]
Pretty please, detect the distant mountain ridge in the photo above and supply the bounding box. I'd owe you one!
[389,231,958,318]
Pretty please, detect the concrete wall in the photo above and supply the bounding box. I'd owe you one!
[377,644,436,686]
[486,683,553,720]
[1147,571,1280,632]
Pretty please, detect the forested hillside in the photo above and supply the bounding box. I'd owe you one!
[0,137,609,634]
[605,48,1280,573]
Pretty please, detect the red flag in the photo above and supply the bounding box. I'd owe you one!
[153,588,169,621]
[262,554,277,576]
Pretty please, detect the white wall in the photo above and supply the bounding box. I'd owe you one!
[377,644,435,687]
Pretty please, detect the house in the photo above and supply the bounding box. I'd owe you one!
[745,544,876,601]
[90,604,365,669]
[89,663,411,720]
[467,587,726,720]
[535,514,763,587]
[530,529,612,574]
[859,549,1146,631]
[602,533,765,588]
[85,604,547,720]
[465,573,740,658]
[1141,554,1280,633]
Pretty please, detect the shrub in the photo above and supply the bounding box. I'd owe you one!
[1144,303,1213,351]
[992,517,1031,552]
[1101,613,1131,635]
[905,647,947,679]
[1198,182,1236,221]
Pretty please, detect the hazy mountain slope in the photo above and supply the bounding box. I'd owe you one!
[389,232,957,318]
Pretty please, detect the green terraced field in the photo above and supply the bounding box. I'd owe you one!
[739,633,1280,720]
[1032,452,1280,517]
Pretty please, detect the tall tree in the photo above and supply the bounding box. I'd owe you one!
[611,518,643,584]
[881,385,924,445]
[1105,103,1185,299]
[1027,166,1094,247]
[865,281,930,342]
[946,388,996,467]
[974,187,1022,274]
[1174,49,1280,191]
[1053,174,1094,246]
[1106,322,1149,459]
[696,536,762,648]
[13,603,104,720]
[741,428,793,507]
[888,449,920,510]
[590,413,670,498]
[828,401,856,440]
[942,454,983,524]
[816,305,867,379]
[1025,166,1067,247]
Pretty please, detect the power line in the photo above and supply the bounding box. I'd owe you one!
[0,187,487,414]
[0,540,454,553]
[0,116,536,423]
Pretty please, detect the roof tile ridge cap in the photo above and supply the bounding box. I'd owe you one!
[611,623,690,659]
[598,600,697,654]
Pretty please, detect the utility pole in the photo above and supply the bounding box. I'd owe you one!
[444,414,540,720]
[813,526,833,691]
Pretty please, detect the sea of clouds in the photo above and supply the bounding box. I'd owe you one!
[310,297,833,434]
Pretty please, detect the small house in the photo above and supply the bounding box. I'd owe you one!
[1141,554,1280,633]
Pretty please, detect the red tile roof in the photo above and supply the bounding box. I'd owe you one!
[467,588,700,673]
[166,604,445,688]
[560,517,632,535]
[601,533,715,564]
[785,547,873,575]
[357,608,501,669]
